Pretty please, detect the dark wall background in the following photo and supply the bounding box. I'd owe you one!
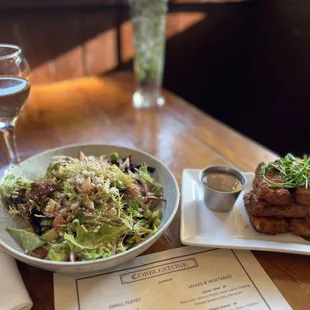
[1,0,309,157]
[164,0,310,157]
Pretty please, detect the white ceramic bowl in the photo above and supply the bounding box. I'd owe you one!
[0,144,180,273]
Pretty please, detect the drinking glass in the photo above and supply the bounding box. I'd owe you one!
[0,44,30,176]
[130,0,167,108]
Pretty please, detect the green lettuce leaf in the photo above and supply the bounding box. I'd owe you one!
[127,202,143,218]
[0,174,30,207]
[62,182,77,201]
[64,233,94,250]
[128,219,158,244]
[64,221,129,258]
[76,224,97,247]
[6,227,45,252]
[78,247,112,260]
[97,222,128,246]
[138,163,162,194]
[45,159,80,179]
[116,238,128,253]
[47,242,70,261]
[133,219,151,233]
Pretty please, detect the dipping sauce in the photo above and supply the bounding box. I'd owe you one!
[202,171,243,192]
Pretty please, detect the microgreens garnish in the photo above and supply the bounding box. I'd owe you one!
[259,153,310,189]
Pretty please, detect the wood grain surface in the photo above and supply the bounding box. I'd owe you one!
[0,8,205,86]
[3,72,308,310]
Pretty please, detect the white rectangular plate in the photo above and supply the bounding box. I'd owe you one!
[181,169,310,255]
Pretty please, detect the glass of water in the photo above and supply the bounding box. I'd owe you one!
[0,44,30,176]
[130,0,167,108]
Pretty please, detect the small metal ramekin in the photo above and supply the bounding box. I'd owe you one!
[199,166,247,213]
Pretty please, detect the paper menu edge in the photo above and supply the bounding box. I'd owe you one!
[54,246,211,309]
[54,245,213,282]
[54,246,292,310]
[233,250,292,310]
[54,275,79,310]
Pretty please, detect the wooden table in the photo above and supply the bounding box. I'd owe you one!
[6,72,309,310]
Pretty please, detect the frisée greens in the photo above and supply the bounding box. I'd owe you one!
[0,152,165,262]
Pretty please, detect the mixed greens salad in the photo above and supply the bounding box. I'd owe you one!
[0,152,165,262]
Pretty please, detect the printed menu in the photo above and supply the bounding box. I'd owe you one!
[54,246,292,310]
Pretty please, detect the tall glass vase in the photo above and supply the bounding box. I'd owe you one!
[130,0,167,108]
